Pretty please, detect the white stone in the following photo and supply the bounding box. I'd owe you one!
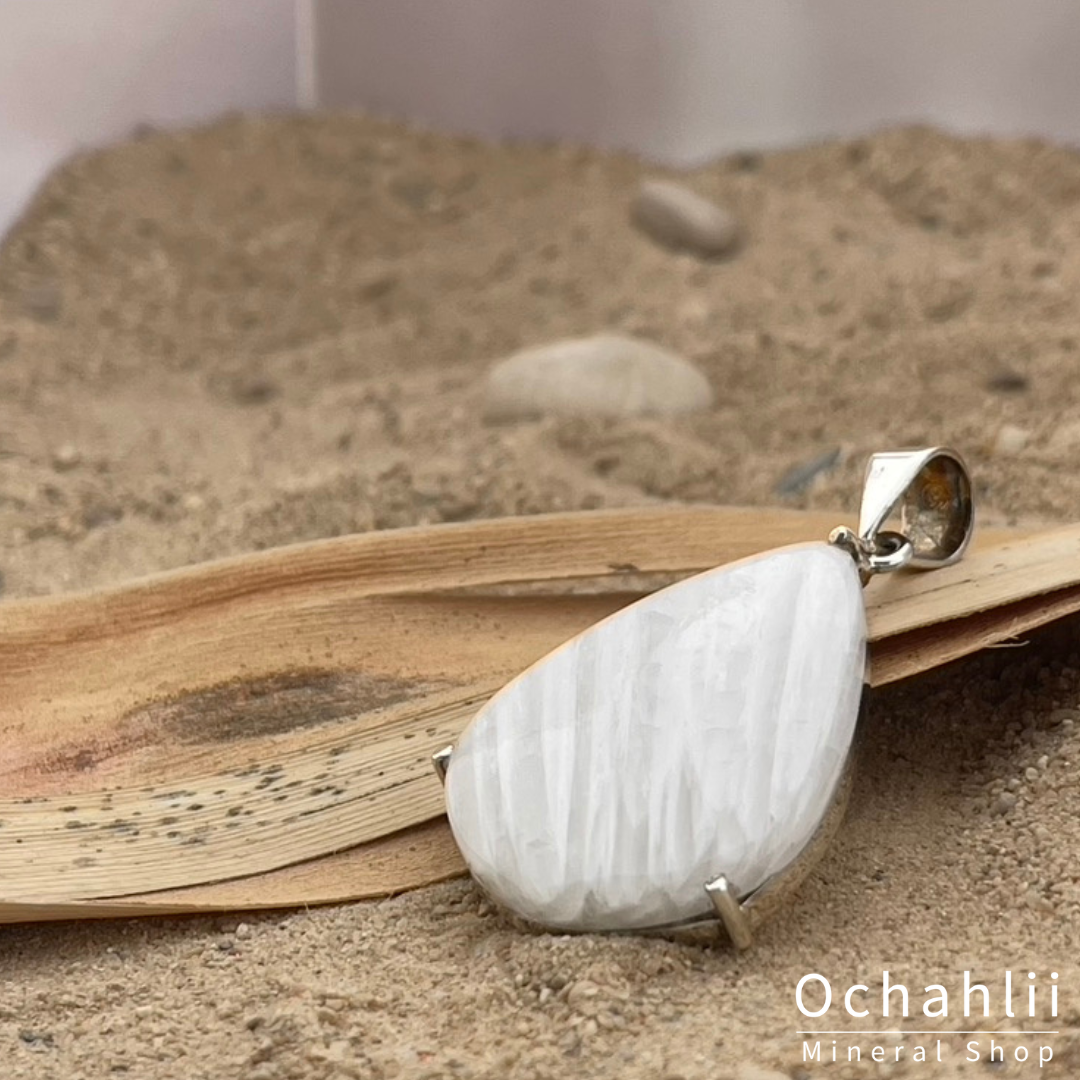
[483,333,713,421]
[51,443,82,471]
[445,543,866,932]
[630,179,740,258]
[991,423,1029,457]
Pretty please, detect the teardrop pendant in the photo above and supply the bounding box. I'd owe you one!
[436,448,974,944]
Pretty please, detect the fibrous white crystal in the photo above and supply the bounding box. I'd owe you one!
[445,543,866,931]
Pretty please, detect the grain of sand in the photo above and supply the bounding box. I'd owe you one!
[1,114,1080,1078]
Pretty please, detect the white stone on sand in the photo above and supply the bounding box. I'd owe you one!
[991,423,1029,457]
[483,333,713,420]
[445,543,866,932]
[631,179,740,258]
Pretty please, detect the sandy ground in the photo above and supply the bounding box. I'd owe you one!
[2,114,1080,1078]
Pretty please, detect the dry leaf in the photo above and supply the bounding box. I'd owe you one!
[1,506,1076,922]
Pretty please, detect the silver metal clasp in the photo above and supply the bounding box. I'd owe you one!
[829,447,974,582]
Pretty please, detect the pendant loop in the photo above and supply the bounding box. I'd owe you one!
[848,447,974,574]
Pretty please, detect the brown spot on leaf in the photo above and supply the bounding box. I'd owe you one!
[123,669,433,744]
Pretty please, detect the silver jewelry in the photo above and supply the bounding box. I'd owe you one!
[434,448,973,946]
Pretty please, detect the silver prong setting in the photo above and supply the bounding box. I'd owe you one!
[705,874,753,950]
[432,745,454,784]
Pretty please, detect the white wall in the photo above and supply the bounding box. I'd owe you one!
[313,0,1080,163]
[0,0,297,237]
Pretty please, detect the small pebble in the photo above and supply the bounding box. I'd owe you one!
[484,334,713,420]
[987,370,1029,393]
[235,922,252,940]
[51,444,82,471]
[558,1029,580,1053]
[228,375,279,406]
[631,179,740,259]
[566,980,600,1012]
[1025,767,1040,782]
[992,792,1018,815]
[919,269,974,321]
[990,423,1028,457]
[18,1029,54,1048]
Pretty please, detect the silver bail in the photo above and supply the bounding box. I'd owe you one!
[830,447,974,579]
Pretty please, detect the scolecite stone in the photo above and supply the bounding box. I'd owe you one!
[445,543,866,932]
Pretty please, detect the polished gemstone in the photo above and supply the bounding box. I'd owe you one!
[444,543,866,932]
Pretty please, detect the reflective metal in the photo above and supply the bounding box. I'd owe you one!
[829,447,974,581]
[432,745,453,784]
[705,875,753,950]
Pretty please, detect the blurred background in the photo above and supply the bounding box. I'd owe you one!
[6,0,1080,236]
[5,0,1080,600]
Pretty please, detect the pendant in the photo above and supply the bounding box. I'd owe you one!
[433,448,974,946]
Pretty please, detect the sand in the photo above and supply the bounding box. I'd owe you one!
[1,113,1079,1078]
